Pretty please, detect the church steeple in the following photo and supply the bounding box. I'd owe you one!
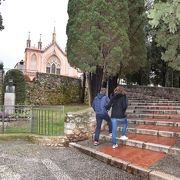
[26,32,31,48]
[52,26,56,43]
[38,34,42,50]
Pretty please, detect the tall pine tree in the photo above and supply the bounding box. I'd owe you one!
[67,0,130,103]
[67,0,148,102]
[126,0,148,80]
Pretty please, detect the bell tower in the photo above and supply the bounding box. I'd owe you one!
[26,32,31,48]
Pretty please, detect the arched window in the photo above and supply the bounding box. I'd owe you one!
[30,54,37,71]
[46,55,61,75]
[56,64,60,75]
[51,63,56,74]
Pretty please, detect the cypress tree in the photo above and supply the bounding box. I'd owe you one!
[67,0,130,103]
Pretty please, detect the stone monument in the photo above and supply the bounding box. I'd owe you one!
[4,79,15,114]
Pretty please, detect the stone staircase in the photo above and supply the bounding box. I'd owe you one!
[116,94,180,154]
[70,92,180,180]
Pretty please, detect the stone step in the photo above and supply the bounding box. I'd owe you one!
[99,134,180,155]
[135,124,180,133]
[129,100,179,103]
[128,118,180,127]
[128,105,180,110]
[129,109,180,115]
[125,126,180,138]
[129,102,180,106]
[128,113,180,120]
[70,142,180,180]
[128,97,165,101]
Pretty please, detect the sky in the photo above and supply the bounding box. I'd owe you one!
[0,0,69,69]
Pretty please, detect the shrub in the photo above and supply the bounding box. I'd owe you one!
[4,69,26,104]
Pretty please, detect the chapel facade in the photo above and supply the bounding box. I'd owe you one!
[15,28,80,81]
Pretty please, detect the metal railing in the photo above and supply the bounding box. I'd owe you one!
[31,106,64,136]
[0,105,64,136]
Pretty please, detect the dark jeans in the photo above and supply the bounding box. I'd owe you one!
[94,113,112,142]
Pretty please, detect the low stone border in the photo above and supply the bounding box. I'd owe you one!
[27,135,69,147]
[69,142,180,180]
[0,134,69,147]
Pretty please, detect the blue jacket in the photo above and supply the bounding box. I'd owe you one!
[92,93,110,115]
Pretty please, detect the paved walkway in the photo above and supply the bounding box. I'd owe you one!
[0,139,140,180]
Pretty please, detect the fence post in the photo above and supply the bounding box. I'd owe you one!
[2,106,4,134]
[30,106,33,133]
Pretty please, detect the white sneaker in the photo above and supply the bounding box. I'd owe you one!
[120,135,128,141]
[112,144,118,149]
[109,133,112,137]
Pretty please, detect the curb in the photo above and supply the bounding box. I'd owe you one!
[149,171,180,180]
[69,142,179,180]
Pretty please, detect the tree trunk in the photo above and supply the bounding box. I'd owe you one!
[81,72,86,103]
[108,75,118,97]
[86,72,92,106]
[86,66,104,105]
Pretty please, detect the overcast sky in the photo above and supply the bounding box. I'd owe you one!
[0,0,69,69]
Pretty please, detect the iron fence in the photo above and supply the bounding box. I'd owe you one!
[0,105,64,136]
[31,106,64,136]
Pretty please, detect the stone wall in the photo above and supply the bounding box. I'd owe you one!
[126,85,180,101]
[64,110,96,142]
[26,73,82,105]
[0,70,3,105]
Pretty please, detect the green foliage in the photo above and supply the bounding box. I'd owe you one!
[148,0,180,71]
[0,62,3,69]
[0,0,5,31]
[0,14,4,31]
[67,0,148,87]
[148,39,168,86]
[0,0,5,5]
[4,69,26,104]
[66,0,130,78]
[127,0,148,74]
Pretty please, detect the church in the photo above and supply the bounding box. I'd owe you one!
[15,28,80,81]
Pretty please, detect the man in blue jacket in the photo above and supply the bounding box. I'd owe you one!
[92,88,112,146]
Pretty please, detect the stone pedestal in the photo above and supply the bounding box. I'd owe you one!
[4,93,15,114]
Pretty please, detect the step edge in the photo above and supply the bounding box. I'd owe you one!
[69,142,180,180]
[99,135,180,155]
[128,119,180,127]
[69,142,150,179]
[125,127,179,137]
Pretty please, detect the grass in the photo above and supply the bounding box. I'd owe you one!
[64,104,89,113]
[4,104,90,135]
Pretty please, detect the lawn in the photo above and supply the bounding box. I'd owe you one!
[4,104,89,135]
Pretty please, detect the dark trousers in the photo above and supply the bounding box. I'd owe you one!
[94,113,112,142]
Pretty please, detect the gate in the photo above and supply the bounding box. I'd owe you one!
[0,105,64,135]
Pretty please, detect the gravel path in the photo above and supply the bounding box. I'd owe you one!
[150,154,180,178]
[0,140,140,180]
